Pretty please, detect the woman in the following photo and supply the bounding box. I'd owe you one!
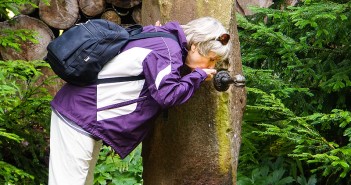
[49,16,231,185]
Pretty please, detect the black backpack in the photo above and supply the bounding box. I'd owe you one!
[46,19,179,86]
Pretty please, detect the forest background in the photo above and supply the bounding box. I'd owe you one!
[1,0,351,184]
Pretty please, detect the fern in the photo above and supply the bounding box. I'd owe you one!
[0,128,22,142]
[0,0,49,19]
[0,161,34,184]
[0,29,38,51]
[0,60,53,184]
[239,0,351,183]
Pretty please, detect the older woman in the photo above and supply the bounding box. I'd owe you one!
[49,16,231,185]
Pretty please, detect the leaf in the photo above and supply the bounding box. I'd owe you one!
[307,175,317,185]
[0,128,23,142]
[277,176,295,185]
[340,15,347,20]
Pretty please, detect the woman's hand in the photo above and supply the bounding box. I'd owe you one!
[155,20,162,26]
[202,69,217,81]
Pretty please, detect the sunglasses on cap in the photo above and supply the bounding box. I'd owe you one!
[214,33,230,45]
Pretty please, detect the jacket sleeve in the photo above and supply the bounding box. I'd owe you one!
[143,50,207,109]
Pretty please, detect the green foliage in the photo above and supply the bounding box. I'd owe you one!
[0,1,40,52]
[296,175,318,185]
[238,0,351,184]
[0,29,38,51]
[0,60,53,184]
[238,1,351,99]
[0,161,34,184]
[238,157,318,185]
[254,109,351,178]
[0,127,34,184]
[0,128,22,142]
[0,0,48,20]
[94,145,143,185]
[0,1,55,184]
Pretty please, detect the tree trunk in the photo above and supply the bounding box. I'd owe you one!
[228,3,247,185]
[39,0,80,29]
[141,0,246,184]
[235,0,273,15]
[142,84,234,185]
[141,0,231,26]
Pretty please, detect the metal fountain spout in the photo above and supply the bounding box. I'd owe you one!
[213,70,246,92]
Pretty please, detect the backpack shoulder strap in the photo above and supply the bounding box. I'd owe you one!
[123,24,180,43]
[95,75,145,84]
[129,32,180,44]
[125,25,143,36]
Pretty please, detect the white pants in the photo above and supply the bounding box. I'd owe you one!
[49,111,103,185]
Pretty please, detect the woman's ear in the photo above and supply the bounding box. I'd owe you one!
[190,44,197,53]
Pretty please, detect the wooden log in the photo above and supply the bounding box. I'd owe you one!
[39,0,79,29]
[101,9,122,25]
[0,15,54,61]
[36,67,65,96]
[17,0,39,15]
[0,15,63,95]
[132,5,141,24]
[106,0,141,8]
[79,0,106,17]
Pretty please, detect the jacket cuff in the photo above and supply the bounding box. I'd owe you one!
[194,68,207,81]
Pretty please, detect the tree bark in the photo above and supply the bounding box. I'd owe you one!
[141,0,245,184]
[142,84,234,185]
[228,3,247,185]
[39,0,80,29]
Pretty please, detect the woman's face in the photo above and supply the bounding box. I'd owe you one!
[185,45,219,70]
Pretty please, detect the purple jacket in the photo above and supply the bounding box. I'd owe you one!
[51,22,207,158]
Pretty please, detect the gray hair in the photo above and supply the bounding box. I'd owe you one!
[181,17,231,60]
